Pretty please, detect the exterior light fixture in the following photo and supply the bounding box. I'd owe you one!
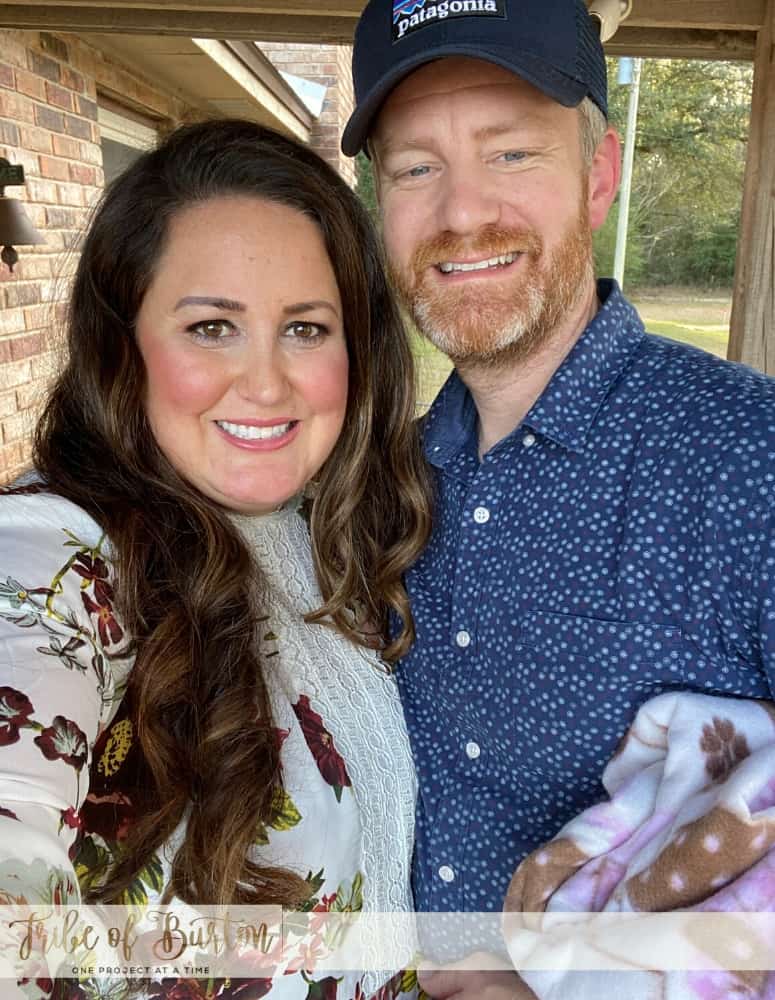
[0,157,46,273]
[588,0,633,42]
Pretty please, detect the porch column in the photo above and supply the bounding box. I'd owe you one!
[728,0,775,373]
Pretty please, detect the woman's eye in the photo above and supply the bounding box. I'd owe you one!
[187,319,236,342]
[286,322,327,341]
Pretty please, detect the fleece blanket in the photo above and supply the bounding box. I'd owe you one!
[503,691,775,1000]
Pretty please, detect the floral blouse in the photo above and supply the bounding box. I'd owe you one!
[0,487,418,1000]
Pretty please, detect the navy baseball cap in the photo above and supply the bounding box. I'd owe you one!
[341,0,607,156]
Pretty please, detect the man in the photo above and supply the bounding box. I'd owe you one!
[342,0,775,941]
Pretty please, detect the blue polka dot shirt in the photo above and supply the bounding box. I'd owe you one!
[396,279,775,913]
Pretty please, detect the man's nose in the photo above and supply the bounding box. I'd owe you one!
[436,166,501,236]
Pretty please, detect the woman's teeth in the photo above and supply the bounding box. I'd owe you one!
[216,420,293,440]
[438,253,517,273]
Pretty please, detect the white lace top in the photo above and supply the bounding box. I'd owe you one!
[0,488,417,1000]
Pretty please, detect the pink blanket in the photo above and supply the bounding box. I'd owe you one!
[503,692,775,999]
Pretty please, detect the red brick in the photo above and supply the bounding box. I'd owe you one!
[28,50,60,84]
[0,340,10,363]
[0,308,24,337]
[4,282,41,308]
[76,94,97,121]
[0,120,20,146]
[0,34,28,71]
[31,352,56,380]
[0,62,14,90]
[46,205,82,229]
[61,66,84,93]
[57,182,83,207]
[63,113,91,141]
[23,303,53,331]
[13,256,50,280]
[8,149,39,177]
[15,68,46,101]
[9,332,44,361]
[69,162,96,186]
[0,440,28,479]
[25,176,58,203]
[2,409,34,444]
[0,90,35,124]
[38,33,69,63]
[34,104,66,134]
[18,125,52,154]
[80,142,103,166]
[52,134,82,159]
[21,202,46,229]
[0,390,16,419]
[16,380,46,411]
[45,81,72,111]
[0,358,32,391]
[39,155,69,181]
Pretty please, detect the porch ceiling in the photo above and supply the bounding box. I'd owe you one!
[0,0,765,58]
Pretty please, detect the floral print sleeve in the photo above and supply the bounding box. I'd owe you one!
[0,488,131,908]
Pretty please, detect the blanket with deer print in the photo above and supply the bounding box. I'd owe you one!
[503,691,775,1000]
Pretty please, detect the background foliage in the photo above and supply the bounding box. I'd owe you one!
[595,58,752,288]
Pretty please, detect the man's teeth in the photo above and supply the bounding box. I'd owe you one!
[438,253,517,274]
[217,420,293,440]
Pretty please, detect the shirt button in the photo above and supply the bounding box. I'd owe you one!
[473,506,490,524]
[465,741,481,760]
[438,865,456,883]
[522,432,536,448]
[455,629,471,648]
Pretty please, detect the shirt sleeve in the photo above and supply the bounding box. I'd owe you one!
[0,492,124,912]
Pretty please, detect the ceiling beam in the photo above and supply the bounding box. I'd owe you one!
[607,26,756,59]
[627,0,764,32]
[0,0,364,10]
[0,5,356,40]
[0,0,766,38]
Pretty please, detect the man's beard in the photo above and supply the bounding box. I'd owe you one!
[389,199,595,370]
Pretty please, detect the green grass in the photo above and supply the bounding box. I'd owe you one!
[639,319,729,357]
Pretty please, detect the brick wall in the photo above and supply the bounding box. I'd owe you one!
[0,30,193,484]
[259,42,356,188]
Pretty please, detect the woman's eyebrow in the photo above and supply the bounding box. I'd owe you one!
[282,300,341,319]
[174,296,246,312]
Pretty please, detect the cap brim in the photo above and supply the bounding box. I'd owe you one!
[341,42,587,156]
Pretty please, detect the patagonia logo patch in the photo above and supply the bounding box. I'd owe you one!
[393,0,507,43]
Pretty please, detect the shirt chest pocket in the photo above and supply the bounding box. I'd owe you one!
[473,610,689,785]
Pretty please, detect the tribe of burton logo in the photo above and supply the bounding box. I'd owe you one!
[392,0,507,42]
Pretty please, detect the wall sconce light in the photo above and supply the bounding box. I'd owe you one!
[588,0,633,42]
[0,157,46,273]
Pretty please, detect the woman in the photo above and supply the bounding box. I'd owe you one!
[0,120,433,999]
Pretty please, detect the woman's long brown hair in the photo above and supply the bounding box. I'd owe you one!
[33,120,433,907]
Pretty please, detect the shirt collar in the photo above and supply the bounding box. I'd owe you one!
[524,279,645,452]
[422,280,646,465]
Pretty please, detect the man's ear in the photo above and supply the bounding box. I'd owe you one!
[587,127,621,232]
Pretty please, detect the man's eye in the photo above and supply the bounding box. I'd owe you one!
[187,319,236,342]
[400,164,431,179]
[500,151,527,163]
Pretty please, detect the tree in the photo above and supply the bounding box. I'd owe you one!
[356,151,379,223]
[595,58,752,288]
